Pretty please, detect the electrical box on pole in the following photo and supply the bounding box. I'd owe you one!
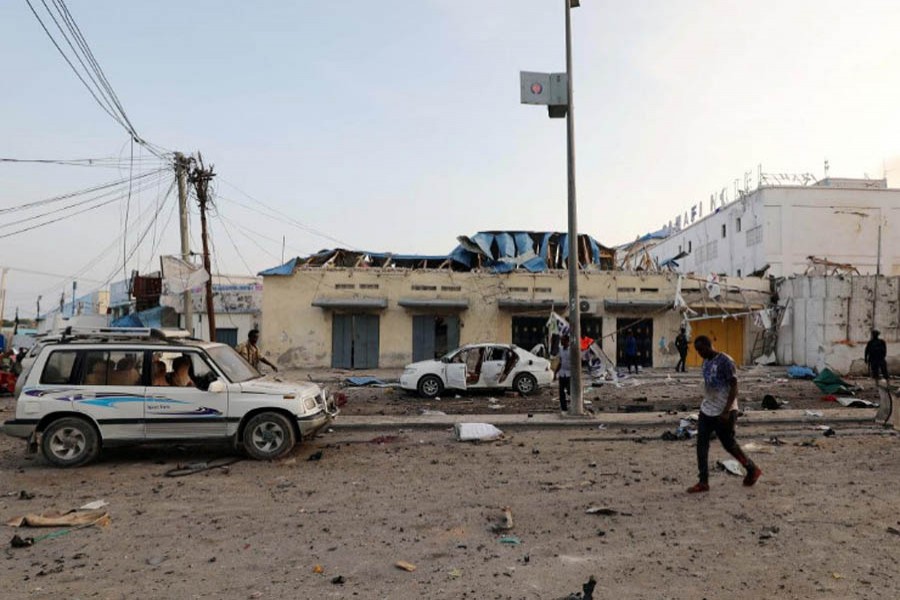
[520,71,568,118]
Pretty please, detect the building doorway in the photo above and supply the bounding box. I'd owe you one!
[512,316,547,354]
[215,328,238,348]
[332,314,380,369]
[687,317,745,367]
[616,317,654,368]
[412,315,460,361]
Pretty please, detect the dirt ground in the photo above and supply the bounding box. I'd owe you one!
[1,368,898,600]
[330,365,887,417]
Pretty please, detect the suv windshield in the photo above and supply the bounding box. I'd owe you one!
[206,345,260,383]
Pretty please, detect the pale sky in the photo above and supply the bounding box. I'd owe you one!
[3,0,900,319]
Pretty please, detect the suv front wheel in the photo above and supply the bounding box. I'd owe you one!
[242,412,296,460]
[41,417,100,467]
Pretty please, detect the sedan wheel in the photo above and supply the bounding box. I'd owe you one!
[417,375,444,398]
[513,373,538,396]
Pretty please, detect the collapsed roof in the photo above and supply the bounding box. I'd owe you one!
[259,231,615,276]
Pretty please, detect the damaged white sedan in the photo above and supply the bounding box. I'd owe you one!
[400,343,552,398]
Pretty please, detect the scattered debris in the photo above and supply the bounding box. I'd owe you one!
[312,565,324,574]
[307,450,324,461]
[716,459,744,477]
[164,457,242,477]
[6,508,109,528]
[344,376,388,387]
[369,435,400,444]
[395,560,417,572]
[834,397,878,408]
[804,410,824,418]
[585,507,630,516]
[619,404,656,413]
[562,575,598,600]
[146,555,167,566]
[761,394,780,410]
[10,534,34,548]
[17,490,35,500]
[742,442,775,454]
[331,575,346,585]
[448,568,462,578]
[813,369,855,395]
[787,366,816,379]
[490,507,514,533]
[886,526,900,536]
[758,525,779,540]
[419,409,447,416]
[498,536,521,545]
[766,437,785,446]
[454,423,504,442]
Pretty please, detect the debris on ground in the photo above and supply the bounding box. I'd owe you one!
[619,404,656,413]
[561,575,598,600]
[307,450,324,461]
[762,394,781,410]
[165,457,242,477]
[585,507,631,516]
[813,369,855,395]
[490,506,514,533]
[344,376,389,387]
[716,459,744,476]
[804,410,824,418]
[886,526,900,536]
[6,507,110,528]
[312,564,324,574]
[454,423,504,442]
[395,560,417,572]
[498,536,521,545]
[742,442,775,454]
[331,575,346,585]
[419,409,447,416]
[788,366,816,379]
[759,525,780,540]
[369,435,400,444]
[834,397,878,408]
[17,490,35,500]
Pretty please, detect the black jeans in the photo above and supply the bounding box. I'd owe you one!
[676,351,687,372]
[558,376,570,411]
[696,410,753,484]
[870,360,889,380]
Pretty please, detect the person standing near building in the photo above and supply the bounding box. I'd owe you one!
[553,333,572,413]
[236,329,278,373]
[624,331,639,374]
[687,335,761,494]
[865,329,889,380]
[675,327,689,373]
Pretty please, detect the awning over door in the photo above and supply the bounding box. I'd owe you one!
[603,300,673,313]
[312,297,388,311]
[498,298,566,311]
[398,298,469,311]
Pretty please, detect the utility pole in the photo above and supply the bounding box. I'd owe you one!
[0,268,8,327]
[36,295,42,324]
[190,155,216,342]
[872,221,883,330]
[564,0,583,416]
[174,152,193,335]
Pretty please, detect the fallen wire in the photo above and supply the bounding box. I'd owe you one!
[164,456,242,478]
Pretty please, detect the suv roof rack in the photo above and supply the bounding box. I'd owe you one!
[51,326,197,343]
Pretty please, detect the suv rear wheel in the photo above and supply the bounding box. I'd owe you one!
[41,417,100,467]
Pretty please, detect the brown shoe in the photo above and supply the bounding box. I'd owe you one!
[687,482,709,494]
[743,466,762,487]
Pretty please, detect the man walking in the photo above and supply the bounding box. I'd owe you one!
[236,329,278,373]
[553,333,572,413]
[675,327,689,373]
[687,335,761,493]
[865,330,889,381]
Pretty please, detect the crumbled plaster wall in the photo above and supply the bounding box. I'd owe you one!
[777,275,899,374]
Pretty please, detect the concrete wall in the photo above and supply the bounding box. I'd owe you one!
[261,270,770,370]
[776,275,900,374]
[651,184,900,278]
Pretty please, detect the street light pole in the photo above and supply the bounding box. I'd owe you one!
[564,0,583,416]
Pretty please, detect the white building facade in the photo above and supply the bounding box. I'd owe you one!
[650,178,900,278]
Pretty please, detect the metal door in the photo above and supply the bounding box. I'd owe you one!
[332,314,380,369]
[216,328,238,347]
[412,315,435,362]
[353,314,380,369]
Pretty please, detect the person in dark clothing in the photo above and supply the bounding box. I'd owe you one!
[624,331,639,373]
[553,334,572,413]
[865,330,889,380]
[675,327,689,372]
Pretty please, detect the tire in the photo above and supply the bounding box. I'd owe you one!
[41,417,100,468]
[417,374,444,399]
[513,373,538,396]
[242,412,296,460]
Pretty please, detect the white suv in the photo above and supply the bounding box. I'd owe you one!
[3,328,338,467]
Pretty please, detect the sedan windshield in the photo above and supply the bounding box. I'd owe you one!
[206,345,260,383]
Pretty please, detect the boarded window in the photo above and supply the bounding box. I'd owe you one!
[441,285,461,292]
[335,283,355,290]
[411,285,437,291]
[359,283,380,289]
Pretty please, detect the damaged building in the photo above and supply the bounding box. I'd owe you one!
[259,231,771,370]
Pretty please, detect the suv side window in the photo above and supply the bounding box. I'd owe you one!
[40,350,78,385]
[81,351,144,386]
